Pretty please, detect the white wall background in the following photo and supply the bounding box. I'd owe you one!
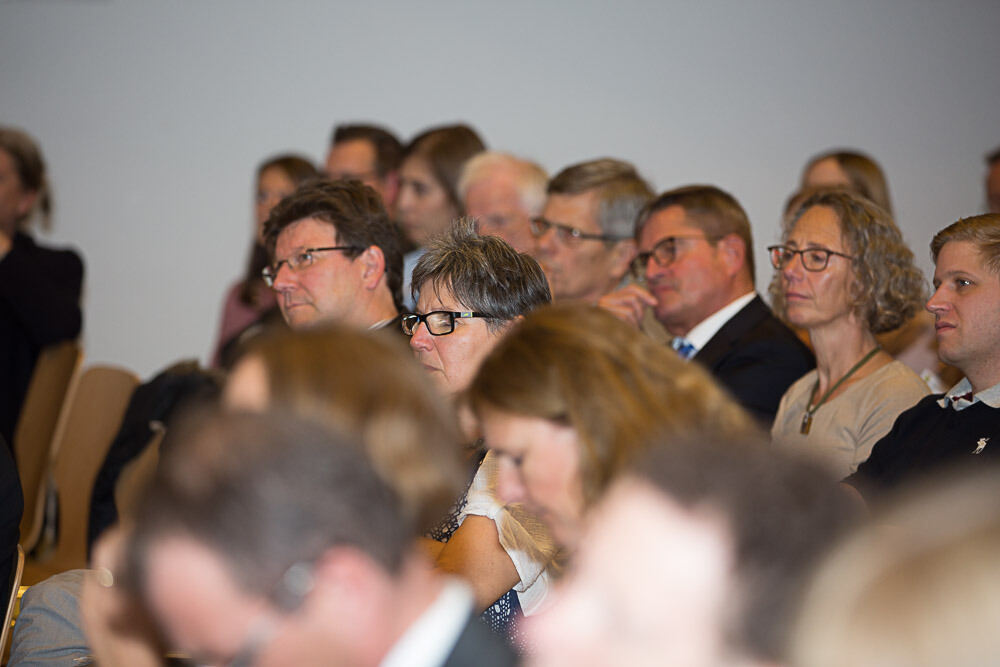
[2,0,997,378]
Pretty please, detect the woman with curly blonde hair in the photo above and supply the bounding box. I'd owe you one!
[768,189,929,478]
[467,303,756,550]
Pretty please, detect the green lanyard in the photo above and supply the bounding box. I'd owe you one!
[800,347,881,435]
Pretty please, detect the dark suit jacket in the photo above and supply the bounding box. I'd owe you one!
[442,614,518,667]
[0,232,83,447]
[693,295,814,426]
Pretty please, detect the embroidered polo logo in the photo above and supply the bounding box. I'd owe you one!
[974,437,989,454]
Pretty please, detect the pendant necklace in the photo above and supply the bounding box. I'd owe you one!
[800,347,880,435]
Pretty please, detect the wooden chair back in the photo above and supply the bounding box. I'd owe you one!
[0,545,24,659]
[14,341,83,553]
[23,365,139,585]
[113,424,164,523]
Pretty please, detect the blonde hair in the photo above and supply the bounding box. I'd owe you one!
[791,469,1000,667]
[467,304,756,505]
[236,325,465,532]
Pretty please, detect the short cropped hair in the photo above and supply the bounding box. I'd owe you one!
[411,217,551,332]
[804,149,893,215]
[331,123,404,178]
[468,304,756,506]
[457,151,548,216]
[127,412,413,602]
[547,158,653,239]
[263,179,403,310]
[0,126,51,229]
[770,189,926,334]
[931,213,1000,277]
[403,124,486,212]
[636,184,756,279]
[628,435,859,664]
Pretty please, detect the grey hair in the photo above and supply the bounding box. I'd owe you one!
[411,217,552,332]
[457,151,549,217]
[547,157,654,239]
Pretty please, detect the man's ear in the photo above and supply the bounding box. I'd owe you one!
[716,234,747,278]
[609,239,637,279]
[360,245,386,290]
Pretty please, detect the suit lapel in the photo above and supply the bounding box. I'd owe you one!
[692,296,768,371]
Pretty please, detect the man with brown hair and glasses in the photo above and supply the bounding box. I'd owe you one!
[601,185,813,424]
[262,178,402,332]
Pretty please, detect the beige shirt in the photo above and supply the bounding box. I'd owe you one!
[771,361,930,479]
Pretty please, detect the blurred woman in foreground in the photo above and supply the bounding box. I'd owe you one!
[467,303,756,551]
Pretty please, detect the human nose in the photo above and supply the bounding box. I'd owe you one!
[926,284,948,314]
[780,250,806,282]
[533,224,560,256]
[409,319,433,352]
[270,261,297,293]
[396,185,414,215]
[497,458,528,504]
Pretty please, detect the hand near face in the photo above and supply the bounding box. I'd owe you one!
[597,284,658,329]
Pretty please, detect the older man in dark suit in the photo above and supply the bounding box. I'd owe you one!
[601,185,813,424]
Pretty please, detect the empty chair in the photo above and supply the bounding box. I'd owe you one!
[22,365,139,586]
[13,341,82,554]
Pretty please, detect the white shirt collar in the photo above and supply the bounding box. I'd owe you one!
[682,292,757,352]
[380,578,474,667]
[937,377,1000,411]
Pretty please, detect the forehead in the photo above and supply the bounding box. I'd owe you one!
[0,148,16,171]
[787,205,845,248]
[638,205,701,247]
[579,480,732,620]
[804,157,851,188]
[275,217,339,252]
[543,190,601,233]
[145,536,260,654]
[328,139,376,171]
[465,171,521,206]
[401,155,435,181]
[416,279,464,310]
[934,240,992,277]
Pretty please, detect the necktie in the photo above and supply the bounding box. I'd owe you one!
[672,337,697,361]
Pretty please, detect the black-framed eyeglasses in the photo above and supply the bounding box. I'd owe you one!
[261,246,361,287]
[401,311,497,336]
[529,217,628,245]
[631,234,710,274]
[767,245,855,272]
